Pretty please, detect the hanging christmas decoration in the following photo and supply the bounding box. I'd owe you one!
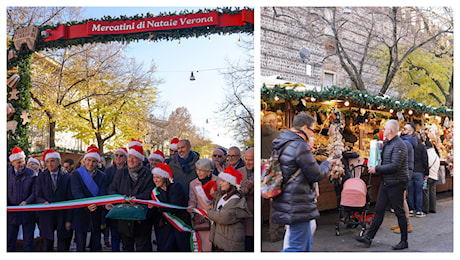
[20,110,31,125]
[327,107,345,182]
[8,88,20,101]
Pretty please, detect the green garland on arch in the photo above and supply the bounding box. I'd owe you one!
[8,7,254,56]
[261,84,453,118]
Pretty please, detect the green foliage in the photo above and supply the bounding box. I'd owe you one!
[261,85,452,118]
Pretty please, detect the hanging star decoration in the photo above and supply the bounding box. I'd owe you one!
[20,110,31,125]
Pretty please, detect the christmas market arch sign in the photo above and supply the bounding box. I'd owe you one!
[7,8,254,153]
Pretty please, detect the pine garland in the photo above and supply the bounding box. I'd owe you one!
[261,84,453,118]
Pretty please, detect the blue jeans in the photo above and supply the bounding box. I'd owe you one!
[408,172,424,212]
[282,221,313,252]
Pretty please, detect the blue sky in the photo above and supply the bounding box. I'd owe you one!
[84,6,253,148]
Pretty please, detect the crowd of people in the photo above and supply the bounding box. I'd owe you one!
[262,111,443,252]
[7,138,254,252]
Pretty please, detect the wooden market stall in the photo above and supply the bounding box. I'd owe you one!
[261,83,454,212]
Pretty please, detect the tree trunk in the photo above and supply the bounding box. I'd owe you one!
[49,120,56,148]
[96,132,104,154]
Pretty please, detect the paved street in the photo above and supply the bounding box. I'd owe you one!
[261,191,454,252]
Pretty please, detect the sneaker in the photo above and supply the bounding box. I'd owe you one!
[394,224,412,233]
[392,240,408,250]
[389,208,395,213]
[409,210,415,217]
[416,212,426,218]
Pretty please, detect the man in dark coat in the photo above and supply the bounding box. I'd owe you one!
[271,112,338,251]
[355,119,409,250]
[71,146,108,252]
[107,144,154,252]
[169,139,200,198]
[35,149,73,251]
[7,147,36,252]
[104,147,128,251]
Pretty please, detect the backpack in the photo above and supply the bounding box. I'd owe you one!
[261,141,301,199]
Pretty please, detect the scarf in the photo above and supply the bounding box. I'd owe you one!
[198,175,212,186]
[177,151,195,173]
[128,163,143,183]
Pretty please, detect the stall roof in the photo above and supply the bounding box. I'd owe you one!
[261,75,317,91]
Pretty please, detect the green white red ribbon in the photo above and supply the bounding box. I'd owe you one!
[7,193,208,252]
[7,194,126,212]
[151,187,202,252]
[7,194,207,218]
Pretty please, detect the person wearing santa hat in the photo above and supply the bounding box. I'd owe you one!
[7,147,36,252]
[148,149,165,170]
[107,144,154,252]
[188,158,220,252]
[165,138,179,164]
[26,157,41,176]
[103,147,128,251]
[71,146,108,252]
[206,166,251,252]
[150,163,191,252]
[35,149,73,251]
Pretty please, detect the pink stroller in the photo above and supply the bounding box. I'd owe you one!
[335,165,374,236]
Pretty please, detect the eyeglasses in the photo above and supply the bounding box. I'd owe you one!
[115,154,125,157]
[170,149,178,153]
[213,154,223,158]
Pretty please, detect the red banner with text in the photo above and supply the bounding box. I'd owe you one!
[45,10,254,42]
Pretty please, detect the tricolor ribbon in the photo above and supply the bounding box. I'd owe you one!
[7,194,207,219]
[7,193,208,252]
[151,187,202,252]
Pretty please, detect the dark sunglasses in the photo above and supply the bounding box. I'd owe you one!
[115,154,125,157]
[213,154,223,158]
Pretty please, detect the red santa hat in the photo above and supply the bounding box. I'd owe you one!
[9,147,26,162]
[195,180,216,204]
[27,157,40,166]
[128,145,144,161]
[152,163,173,182]
[42,148,61,162]
[83,146,101,162]
[114,147,128,157]
[148,150,165,162]
[218,166,243,189]
[170,138,179,150]
[203,180,217,200]
[128,138,143,149]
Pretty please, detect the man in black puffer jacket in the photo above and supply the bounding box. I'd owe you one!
[272,112,339,252]
[355,119,409,250]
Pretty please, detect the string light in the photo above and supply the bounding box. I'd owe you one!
[408,110,413,115]
[344,101,350,106]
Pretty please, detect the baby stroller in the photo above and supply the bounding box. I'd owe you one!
[335,164,374,236]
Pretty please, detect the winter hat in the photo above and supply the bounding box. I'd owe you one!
[202,180,217,200]
[170,138,179,150]
[218,166,243,189]
[9,147,26,162]
[152,163,173,182]
[114,147,128,157]
[128,145,144,161]
[42,148,61,162]
[83,146,101,162]
[148,150,165,162]
[27,157,40,166]
[217,147,227,156]
[128,138,143,149]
